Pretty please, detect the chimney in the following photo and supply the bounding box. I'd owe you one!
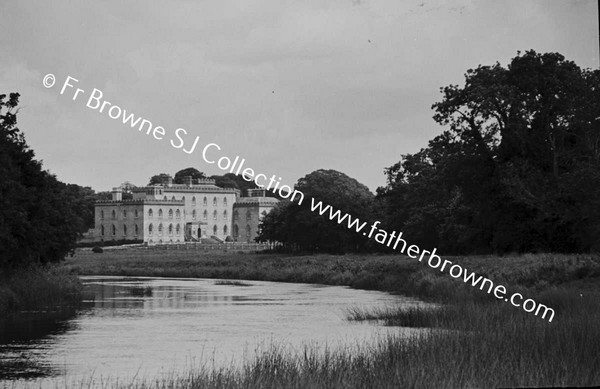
[167,176,173,186]
[111,187,123,201]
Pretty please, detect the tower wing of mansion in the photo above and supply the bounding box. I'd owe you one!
[92,178,279,245]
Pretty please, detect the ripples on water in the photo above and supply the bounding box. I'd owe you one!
[0,276,428,387]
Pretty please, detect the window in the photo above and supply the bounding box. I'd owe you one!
[158,209,163,218]
[223,210,227,220]
[101,225,105,236]
[192,210,197,220]
[176,209,181,219]
[171,196,176,201]
[203,210,207,220]
[100,210,104,219]
[246,224,251,237]
[223,225,228,235]
[158,223,163,234]
[182,196,185,201]
[168,209,173,219]
[112,224,116,235]
[213,225,217,235]
[123,225,127,235]
[163,196,167,200]
[148,209,153,217]
[246,210,252,220]
[233,224,239,238]
[233,210,238,220]
[135,224,139,235]
[112,210,116,219]
[192,196,196,206]
[168,224,173,235]
[223,197,227,206]
[213,210,217,220]
[123,210,127,218]
[135,210,139,218]
[176,224,180,235]
[149,223,153,235]
[213,197,217,206]
[203,197,207,206]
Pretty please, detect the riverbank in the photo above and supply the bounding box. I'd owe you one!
[0,266,82,316]
[65,248,600,300]
[61,248,600,388]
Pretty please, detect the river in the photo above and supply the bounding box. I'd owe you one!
[0,276,430,388]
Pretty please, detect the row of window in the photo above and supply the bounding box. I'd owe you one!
[147,208,183,219]
[100,209,141,220]
[100,223,252,238]
[161,195,229,207]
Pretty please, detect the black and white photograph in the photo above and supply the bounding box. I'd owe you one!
[0,1,599,388]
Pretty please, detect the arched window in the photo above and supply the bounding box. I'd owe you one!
[233,210,238,220]
[148,208,153,217]
[100,210,104,219]
[168,209,173,219]
[123,210,127,218]
[233,224,239,238]
[163,196,167,200]
[176,224,181,235]
[101,225,105,236]
[182,196,185,201]
[111,210,116,219]
[213,197,217,206]
[246,210,252,220]
[149,223,153,235]
[168,224,173,235]
[223,210,227,220]
[135,210,139,218]
[158,209,163,218]
[223,225,228,235]
[203,197,207,206]
[213,210,217,220]
[203,210,207,220]
[223,197,227,206]
[213,225,217,235]
[175,209,181,219]
[135,224,139,235]
[246,224,251,237]
[171,196,175,201]
[192,196,196,206]
[158,223,163,234]
[192,210,197,220]
[112,224,116,235]
[123,224,127,235]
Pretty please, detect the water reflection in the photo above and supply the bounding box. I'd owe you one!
[0,277,429,387]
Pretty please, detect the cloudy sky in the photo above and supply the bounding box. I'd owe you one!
[1,1,598,192]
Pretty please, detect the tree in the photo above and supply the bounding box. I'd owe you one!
[257,169,375,252]
[173,167,205,184]
[378,51,600,254]
[0,93,91,268]
[148,173,172,186]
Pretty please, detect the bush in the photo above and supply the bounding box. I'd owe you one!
[92,246,104,253]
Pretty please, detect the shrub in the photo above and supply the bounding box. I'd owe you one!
[92,246,104,253]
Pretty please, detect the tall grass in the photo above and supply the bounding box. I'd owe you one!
[0,266,82,315]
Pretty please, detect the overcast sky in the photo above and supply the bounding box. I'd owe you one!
[1,1,598,192]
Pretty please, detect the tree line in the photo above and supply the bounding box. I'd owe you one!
[257,51,600,254]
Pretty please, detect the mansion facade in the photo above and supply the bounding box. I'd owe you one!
[92,178,279,245]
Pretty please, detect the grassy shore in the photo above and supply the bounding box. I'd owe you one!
[0,266,83,316]
[61,248,600,388]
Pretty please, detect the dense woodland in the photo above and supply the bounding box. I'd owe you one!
[1,51,598,270]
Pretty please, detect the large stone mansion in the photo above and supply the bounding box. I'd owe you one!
[92,177,279,245]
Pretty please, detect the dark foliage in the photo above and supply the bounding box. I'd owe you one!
[0,93,92,268]
[377,51,600,254]
[256,169,375,253]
